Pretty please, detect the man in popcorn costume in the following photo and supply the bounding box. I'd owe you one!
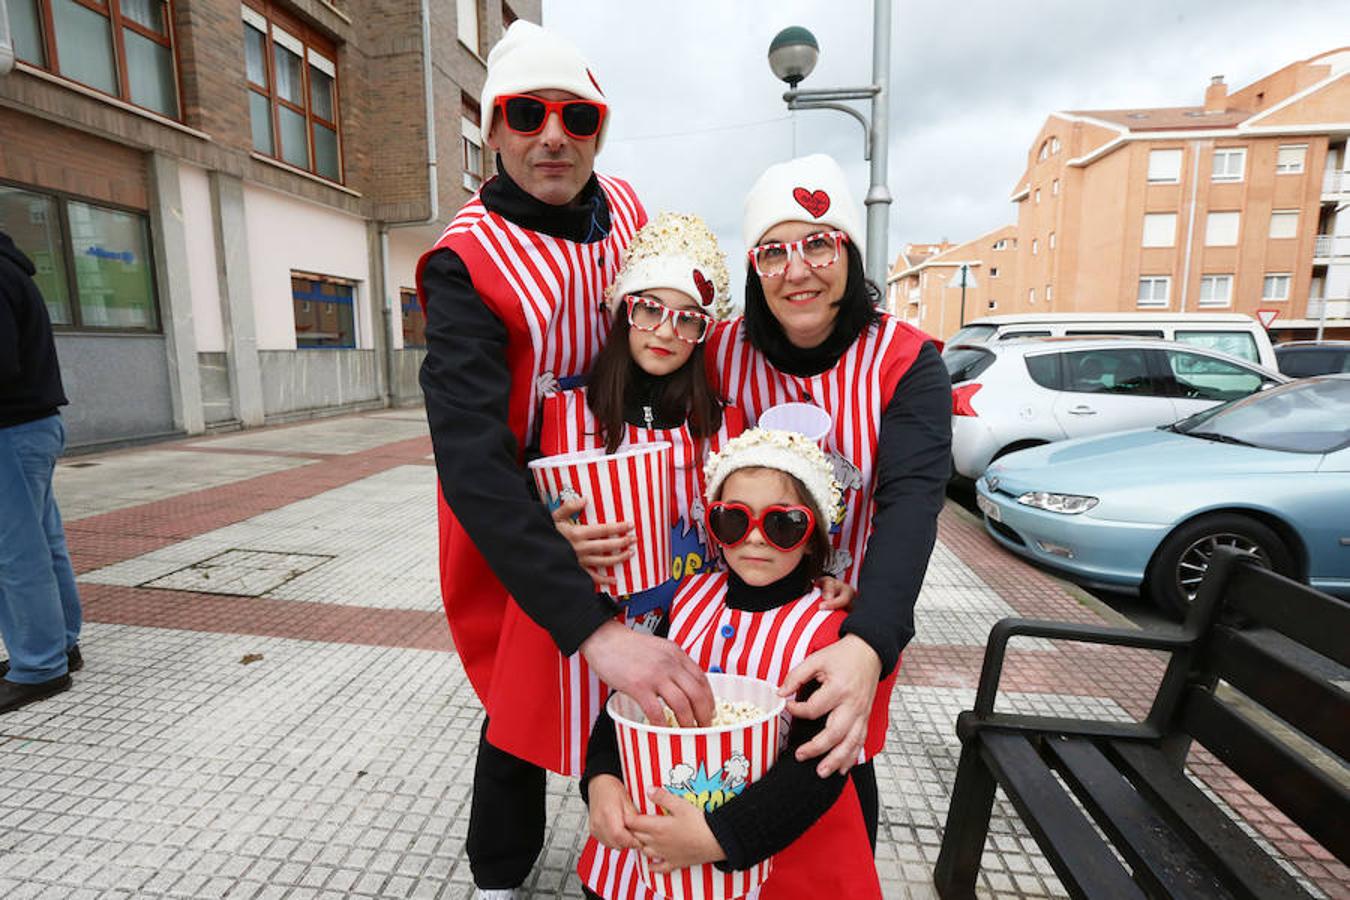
[578,429,892,900]
[416,22,713,899]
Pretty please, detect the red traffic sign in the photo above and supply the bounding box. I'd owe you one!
[1255,308,1280,329]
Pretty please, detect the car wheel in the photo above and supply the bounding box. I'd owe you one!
[1146,513,1294,615]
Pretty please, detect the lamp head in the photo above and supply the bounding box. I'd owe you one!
[768,26,819,88]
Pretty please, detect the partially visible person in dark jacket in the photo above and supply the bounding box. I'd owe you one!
[0,229,83,714]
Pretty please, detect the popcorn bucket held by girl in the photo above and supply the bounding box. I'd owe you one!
[529,441,674,596]
[607,673,786,900]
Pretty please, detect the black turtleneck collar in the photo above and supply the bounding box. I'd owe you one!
[725,559,814,612]
[622,363,685,430]
[479,155,611,244]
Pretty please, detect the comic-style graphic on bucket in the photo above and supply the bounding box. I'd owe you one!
[529,442,673,597]
[608,673,786,900]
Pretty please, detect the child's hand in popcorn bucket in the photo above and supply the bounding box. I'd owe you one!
[630,787,727,873]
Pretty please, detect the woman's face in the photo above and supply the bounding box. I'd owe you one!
[626,288,702,377]
[716,469,810,587]
[755,221,848,349]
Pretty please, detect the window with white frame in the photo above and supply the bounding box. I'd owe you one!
[1262,273,1291,301]
[1052,178,1060,196]
[457,0,482,55]
[1275,145,1306,174]
[1142,212,1176,247]
[461,94,483,191]
[1137,276,1170,308]
[243,3,342,182]
[1049,231,1056,250]
[1198,274,1233,307]
[1028,288,1036,304]
[1050,137,1061,154]
[1205,211,1240,246]
[1035,188,1041,204]
[990,267,1000,278]
[1032,238,1039,256]
[1046,284,1053,303]
[1039,142,1049,161]
[1148,149,1183,183]
[1212,147,1246,182]
[1269,210,1299,239]
[992,239,1008,250]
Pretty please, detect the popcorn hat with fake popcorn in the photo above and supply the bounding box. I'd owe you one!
[608,212,729,314]
[704,428,841,524]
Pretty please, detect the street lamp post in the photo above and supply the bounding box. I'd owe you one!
[767,1,893,285]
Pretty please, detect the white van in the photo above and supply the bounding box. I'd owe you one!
[948,313,1277,370]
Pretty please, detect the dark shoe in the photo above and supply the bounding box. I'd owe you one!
[0,645,81,678]
[0,675,72,713]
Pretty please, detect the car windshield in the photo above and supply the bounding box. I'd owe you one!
[949,324,996,344]
[1172,377,1350,453]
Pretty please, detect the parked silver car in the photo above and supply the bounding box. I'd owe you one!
[945,337,1287,481]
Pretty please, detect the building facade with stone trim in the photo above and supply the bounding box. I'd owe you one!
[0,0,537,449]
[1005,48,1350,342]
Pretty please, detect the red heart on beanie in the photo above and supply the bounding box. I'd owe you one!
[793,187,830,218]
[692,269,714,306]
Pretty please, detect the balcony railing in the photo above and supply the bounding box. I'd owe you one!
[1314,234,1350,258]
[1324,170,1347,195]
[1306,298,1350,320]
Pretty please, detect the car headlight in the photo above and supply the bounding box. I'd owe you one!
[1016,491,1099,515]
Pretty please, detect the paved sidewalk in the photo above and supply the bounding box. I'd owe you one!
[1,410,1343,899]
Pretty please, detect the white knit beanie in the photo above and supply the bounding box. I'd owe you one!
[480,21,609,149]
[704,429,841,525]
[742,154,864,255]
[609,213,729,312]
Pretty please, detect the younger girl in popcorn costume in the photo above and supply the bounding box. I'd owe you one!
[487,213,748,779]
[579,429,892,900]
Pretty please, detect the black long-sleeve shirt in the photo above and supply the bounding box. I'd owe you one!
[580,564,849,870]
[417,167,621,656]
[0,232,68,428]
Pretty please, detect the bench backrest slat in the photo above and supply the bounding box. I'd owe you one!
[1181,685,1350,862]
[1206,626,1350,762]
[1223,563,1350,668]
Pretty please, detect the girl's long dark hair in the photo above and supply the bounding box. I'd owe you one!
[586,305,724,453]
[742,238,882,365]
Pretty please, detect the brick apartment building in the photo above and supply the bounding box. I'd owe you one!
[886,228,1018,338]
[892,48,1350,343]
[0,0,536,449]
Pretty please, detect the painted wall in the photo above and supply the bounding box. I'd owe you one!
[387,227,430,352]
[242,184,371,350]
[57,334,175,448]
[179,164,225,353]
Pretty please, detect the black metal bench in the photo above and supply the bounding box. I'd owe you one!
[933,548,1350,899]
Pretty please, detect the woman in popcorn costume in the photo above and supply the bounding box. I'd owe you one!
[705,155,952,836]
[577,428,891,900]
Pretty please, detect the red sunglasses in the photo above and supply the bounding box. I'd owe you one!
[705,501,816,552]
[494,94,608,140]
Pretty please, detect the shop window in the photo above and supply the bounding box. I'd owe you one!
[0,182,159,331]
[401,289,426,349]
[242,3,342,182]
[292,273,355,348]
[13,0,179,118]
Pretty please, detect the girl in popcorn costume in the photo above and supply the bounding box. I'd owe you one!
[491,214,753,778]
[579,429,892,900]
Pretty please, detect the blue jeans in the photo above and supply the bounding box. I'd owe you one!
[0,414,82,683]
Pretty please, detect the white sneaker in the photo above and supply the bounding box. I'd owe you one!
[475,891,518,900]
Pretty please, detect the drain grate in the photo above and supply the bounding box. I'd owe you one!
[141,549,333,597]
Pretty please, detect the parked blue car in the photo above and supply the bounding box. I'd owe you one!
[976,375,1350,612]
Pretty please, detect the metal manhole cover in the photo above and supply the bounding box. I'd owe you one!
[140,549,334,597]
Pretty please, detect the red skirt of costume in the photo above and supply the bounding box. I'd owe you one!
[487,389,745,774]
[578,573,891,899]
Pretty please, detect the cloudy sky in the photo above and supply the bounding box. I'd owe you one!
[543,0,1336,298]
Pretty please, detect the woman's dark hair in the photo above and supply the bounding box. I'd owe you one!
[712,467,833,582]
[586,303,724,453]
[742,237,882,364]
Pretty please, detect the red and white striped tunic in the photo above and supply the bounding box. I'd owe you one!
[578,572,887,900]
[488,388,745,775]
[705,314,933,590]
[414,176,646,714]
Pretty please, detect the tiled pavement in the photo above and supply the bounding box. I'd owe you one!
[0,410,1342,899]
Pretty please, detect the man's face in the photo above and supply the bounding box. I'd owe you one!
[487,89,598,206]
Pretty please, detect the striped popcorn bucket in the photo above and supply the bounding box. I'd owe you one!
[529,441,673,597]
[608,673,787,900]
